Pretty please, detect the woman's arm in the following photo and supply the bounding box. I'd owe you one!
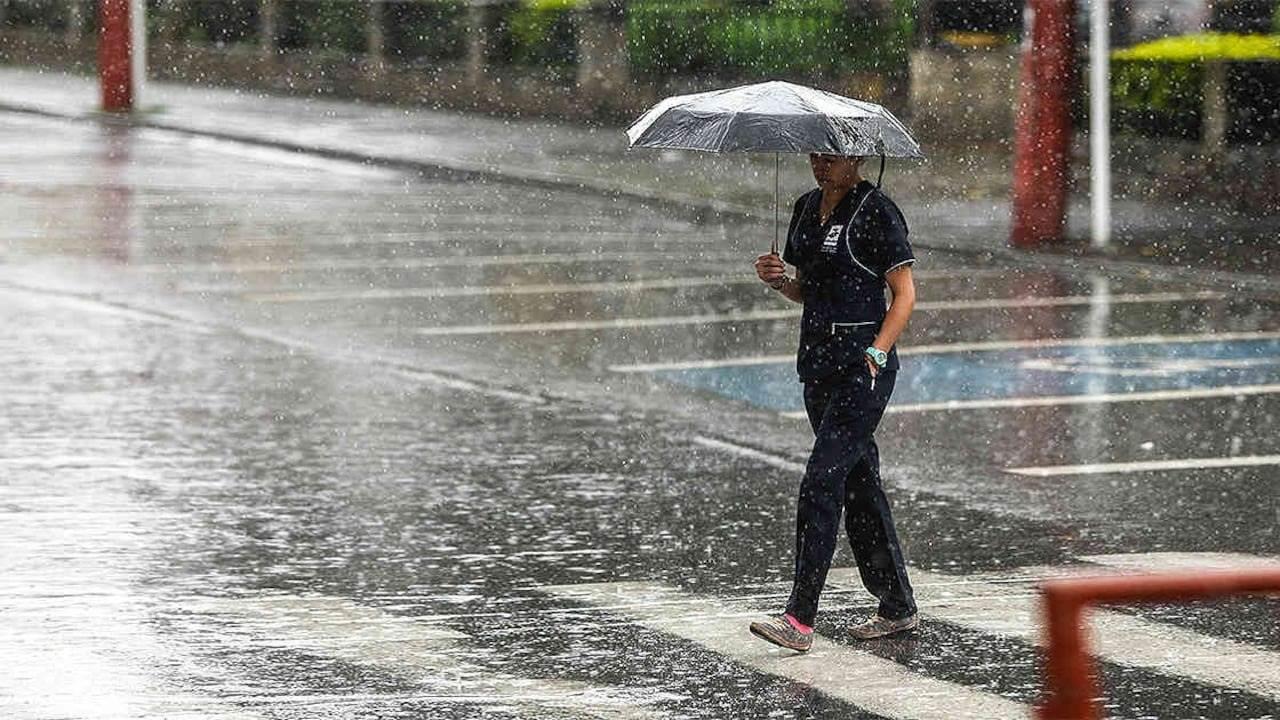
[867,265,915,376]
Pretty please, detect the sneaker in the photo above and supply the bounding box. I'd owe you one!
[749,615,813,652]
[848,613,919,640]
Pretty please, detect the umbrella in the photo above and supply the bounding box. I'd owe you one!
[626,80,924,254]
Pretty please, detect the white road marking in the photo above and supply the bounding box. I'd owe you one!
[916,290,1223,311]
[413,291,1228,336]
[74,230,708,252]
[1003,454,1280,477]
[542,581,1031,720]
[692,436,806,472]
[240,270,1010,303]
[791,384,1280,416]
[387,366,548,405]
[1080,551,1280,573]
[196,594,672,719]
[246,275,751,302]
[0,285,217,334]
[417,309,801,336]
[150,250,745,275]
[827,558,1280,701]
[652,442,1280,701]
[1017,355,1280,376]
[609,330,1280,373]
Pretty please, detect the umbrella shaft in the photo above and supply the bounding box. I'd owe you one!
[773,152,779,256]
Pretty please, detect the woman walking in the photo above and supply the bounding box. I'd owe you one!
[749,153,918,652]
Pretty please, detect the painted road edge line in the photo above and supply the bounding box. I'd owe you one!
[541,580,1031,720]
[1004,454,1280,477]
[692,436,806,473]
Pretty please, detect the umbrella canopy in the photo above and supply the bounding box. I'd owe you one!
[626,80,924,158]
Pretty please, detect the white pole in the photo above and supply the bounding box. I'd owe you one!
[1090,0,1111,248]
[129,0,146,109]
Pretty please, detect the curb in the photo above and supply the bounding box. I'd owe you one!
[4,99,1279,296]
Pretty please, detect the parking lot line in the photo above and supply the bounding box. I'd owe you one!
[773,384,1280,417]
[854,384,1280,415]
[542,581,1031,720]
[415,291,1229,335]
[141,250,745,274]
[1003,454,1280,477]
[240,270,1100,301]
[610,330,1280,373]
[417,309,801,336]
[1080,551,1280,573]
[248,275,752,302]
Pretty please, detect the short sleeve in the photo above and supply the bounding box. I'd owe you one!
[874,196,914,277]
[781,193,811,266]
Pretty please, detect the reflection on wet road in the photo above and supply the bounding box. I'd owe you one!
[2,113,1278,719]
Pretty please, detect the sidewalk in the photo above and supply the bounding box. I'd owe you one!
[3,65,1277,291]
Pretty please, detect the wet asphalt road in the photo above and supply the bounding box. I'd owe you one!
[2,113,1279,719]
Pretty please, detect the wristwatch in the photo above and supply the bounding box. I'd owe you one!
[769,275,790,290]
[864,346,888,368]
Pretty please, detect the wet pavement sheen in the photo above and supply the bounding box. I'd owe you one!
[2,113,1278,719]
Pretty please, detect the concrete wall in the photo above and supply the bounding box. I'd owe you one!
[909,46,1020,143]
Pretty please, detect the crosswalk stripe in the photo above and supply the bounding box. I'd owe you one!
[195,594,670,719]
[542,581,1031,720]
[827,562,1280,701]
[1081,551,1280,573]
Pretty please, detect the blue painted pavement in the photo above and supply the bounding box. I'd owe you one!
[647,338,1280,412]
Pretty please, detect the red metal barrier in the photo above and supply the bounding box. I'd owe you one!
[1038,569,1280,719]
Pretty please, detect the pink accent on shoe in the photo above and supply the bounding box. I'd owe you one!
[784,613,813,635]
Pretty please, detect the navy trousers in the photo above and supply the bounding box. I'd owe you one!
[784,369,916,626]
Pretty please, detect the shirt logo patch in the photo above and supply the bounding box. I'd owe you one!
[821,225,843,254]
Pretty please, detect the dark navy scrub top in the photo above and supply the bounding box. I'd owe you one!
[781,181,915,383]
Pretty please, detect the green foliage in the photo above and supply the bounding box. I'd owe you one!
[385,0,467,63]
[1111,33,1280,139]
[508,0,582,68]
[627,0,914,78]
[281,0,367,54]
[1112,60,1203,114]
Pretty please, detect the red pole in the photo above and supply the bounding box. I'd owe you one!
[1010,0,1076,247]
[99,0,132,112]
